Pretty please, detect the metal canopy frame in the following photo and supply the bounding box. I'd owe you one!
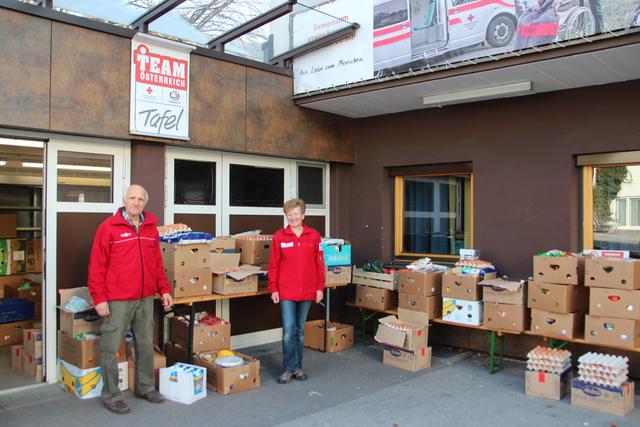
[270,22,360,68]
[207,0,297,51]
[130,0,186,32]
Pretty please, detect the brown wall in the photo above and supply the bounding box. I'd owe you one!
[131,141,165,222]
[0,7,354,163]
[343,80,640,280]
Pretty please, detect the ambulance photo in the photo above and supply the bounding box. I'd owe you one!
[373,0,518,73]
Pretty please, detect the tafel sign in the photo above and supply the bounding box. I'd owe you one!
[130,33,194,140]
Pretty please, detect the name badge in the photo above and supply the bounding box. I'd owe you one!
[280,242,294,248]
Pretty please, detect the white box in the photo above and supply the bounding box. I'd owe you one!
[459,248,480,260]
[442,298,483,326]
[57,359,127,400]
[159,363,207,405]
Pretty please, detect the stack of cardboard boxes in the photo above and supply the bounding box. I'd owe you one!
[374,308,431,371]
[352,268,399,312]
[529,253,587,340]
[480,278,529,332]
[584,253,640,349]
[322,239,352,286]
[10,328,43,382]
[56,287,128,399]
[161,241,212,298]
[397,268,443,320]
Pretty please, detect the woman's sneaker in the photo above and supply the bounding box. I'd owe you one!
[293,369,308,381]
[277,372,293,384]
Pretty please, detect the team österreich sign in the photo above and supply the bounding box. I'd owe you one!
[130,33,194,140]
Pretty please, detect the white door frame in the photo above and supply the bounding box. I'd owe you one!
[45,136,130,383]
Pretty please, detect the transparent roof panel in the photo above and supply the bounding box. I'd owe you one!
[226,2,353,62]
[37,1,355,64]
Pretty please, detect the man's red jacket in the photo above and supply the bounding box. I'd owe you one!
[268,225,325,301]
[88,209,171,305]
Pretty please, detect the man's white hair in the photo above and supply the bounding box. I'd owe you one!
[124,184,149,202]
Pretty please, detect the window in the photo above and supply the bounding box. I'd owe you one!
[56,151,113,203]
[174,159,215,205]
[297,164,324,206]
[229,164,284,207]
[374,0,409,30]
[580,153,640,252]
[395,173,472,257]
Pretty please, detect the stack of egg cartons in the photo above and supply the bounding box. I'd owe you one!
[524,346,572,400]
[571,351,635,416]
[577,352,628,387]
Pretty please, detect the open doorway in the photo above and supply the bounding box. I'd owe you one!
[0,137,44,391]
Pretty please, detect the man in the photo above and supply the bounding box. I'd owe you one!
[88,184,173,414]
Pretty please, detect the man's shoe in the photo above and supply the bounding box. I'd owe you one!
[277,372,293,384]
[134,390,165,403]
[104,400,130,415]
[293,369,308,381]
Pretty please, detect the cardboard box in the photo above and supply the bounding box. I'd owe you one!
[584,314,640,349]
[5,282,41,302]
[0,214,17,238]
[128,347,167,391]
[23,328,42,357]
[9,239,27,275]
[585,257,640,290]
[159,363,207,404]
[212,267,260,295]
[398,269,443,297]
[11,344,23,371]
[210,236,236,252]
[398,293,441,319]
[321,240,351,267]
[571,379,635,416]
[195,351,260,395]
[375,308,429,351]
[525,369,571,400]
[304,320,354,352]
[26,239,42,273]
[483,302,529,332]
[210,236,240,270]
[24,352,43,381]
[0,274,27,298]
[0,298,34,323]
[161,242,211,271]
[355,284,397,311]
[442,298,483,326]
[235,237,271,265]
[0,319,33,346]
[352,268,399,290]
[530,308,584,340]
[166,268,212,298]
[382,345,431,372]
[527,281,589,314]
[58,287,103,336]
[589,288,640,320]
[57,331,126,369]
[57,359,127,399]
[325,265,352,287]
[171,317,231,353]
[480,278,526,305]
[442,271,497,301]
[533,255,584,285]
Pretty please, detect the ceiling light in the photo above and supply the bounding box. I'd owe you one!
[0,138,44,148]
[0,161,6,166]
[57,164,111,172]
[422,81,533,107]
[21,162,111,172]
[22,162,43,168]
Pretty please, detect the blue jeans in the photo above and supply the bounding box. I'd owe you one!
[280,300,312,373]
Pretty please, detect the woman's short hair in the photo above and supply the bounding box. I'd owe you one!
[283,198,306,214]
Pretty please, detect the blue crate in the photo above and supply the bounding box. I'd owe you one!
[0,298,35,324]
[321,242,351,267]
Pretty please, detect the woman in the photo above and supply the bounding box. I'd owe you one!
[268,198,325,384]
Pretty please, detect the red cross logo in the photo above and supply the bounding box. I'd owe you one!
[146,86,153,94]
[467,14,474,22]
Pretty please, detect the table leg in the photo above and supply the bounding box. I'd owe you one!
[323,287,331,353]
[156,299,166,353]
[488,331,504,374]
[188,303,195,364]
